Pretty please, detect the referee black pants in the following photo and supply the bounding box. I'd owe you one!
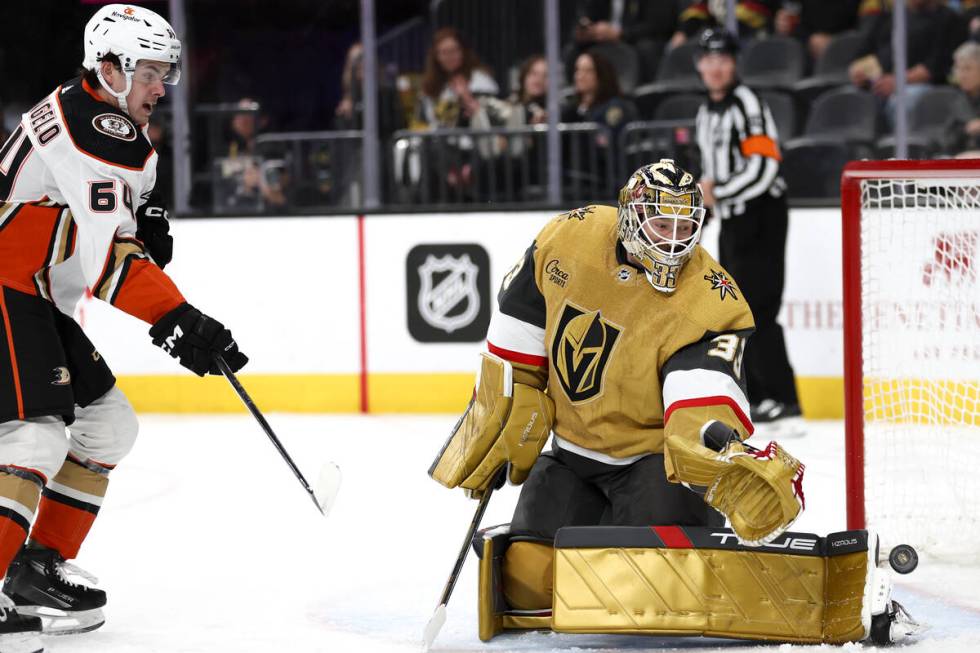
[718,194,799,406]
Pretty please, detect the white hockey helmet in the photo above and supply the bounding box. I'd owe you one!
[617,159,706,293]
[82,4,181,113]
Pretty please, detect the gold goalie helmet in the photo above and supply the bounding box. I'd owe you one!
[617,159,706,293]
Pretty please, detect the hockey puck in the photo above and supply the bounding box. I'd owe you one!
[888,544,919,574]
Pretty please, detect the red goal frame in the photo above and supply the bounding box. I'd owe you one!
[841,158,980,530]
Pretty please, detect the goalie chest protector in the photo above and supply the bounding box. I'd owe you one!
[498,205,754,460]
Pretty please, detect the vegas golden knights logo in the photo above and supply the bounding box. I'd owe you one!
[551,303,622,402]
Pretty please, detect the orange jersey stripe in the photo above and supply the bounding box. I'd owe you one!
[0,204,61,295]
[110,258,185,324]
[0,289,24,419]
[740,135,781,161]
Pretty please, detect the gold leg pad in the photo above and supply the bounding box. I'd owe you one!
[502,541,554,610]
[478,537,505,642]
[553,545,868,643]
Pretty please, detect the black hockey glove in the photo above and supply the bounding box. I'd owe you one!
[136,192,173,269]
[149,303,248,376]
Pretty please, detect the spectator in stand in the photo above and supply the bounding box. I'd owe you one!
[670,0,781,48]
[500,55,550,194]
[415,27,499,130]
[849,0,967,126]
[944,41,980,157]
[406,28,500,197]
[561,51,635,196]
[335,42,363,126]
[560,51,637,141]
[512,55,549,125]
[217,99,288,210]
[564,0,679,83]
[774,0,861,61]
[334,41,406,138]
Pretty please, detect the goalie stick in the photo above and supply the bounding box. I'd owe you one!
[421,467,506,651]
[215,354,341,516]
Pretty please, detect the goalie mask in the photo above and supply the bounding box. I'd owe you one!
[82,4,182,115]
[617,160,706,293]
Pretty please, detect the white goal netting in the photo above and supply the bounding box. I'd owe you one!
[858,176,980,560]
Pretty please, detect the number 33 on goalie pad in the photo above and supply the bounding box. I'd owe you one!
[429,353,555,497]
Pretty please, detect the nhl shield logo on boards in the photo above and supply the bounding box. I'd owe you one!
[418,254,479,332]
[92,113,137,141]
[406,244,491,343]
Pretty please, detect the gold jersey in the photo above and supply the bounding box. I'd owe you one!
[486,205,755,462]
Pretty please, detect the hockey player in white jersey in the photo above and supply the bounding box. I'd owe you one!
[0,4,246,650]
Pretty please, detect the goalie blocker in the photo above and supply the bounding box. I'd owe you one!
[474,525,921,645]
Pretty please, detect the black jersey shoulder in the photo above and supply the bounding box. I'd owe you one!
[55,78,154,171]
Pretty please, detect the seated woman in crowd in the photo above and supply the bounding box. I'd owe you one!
[402,27,499,195]
[334,42,405,138]
[415,27,499,130]
[560,50,636,140]
[512,55,549,124]
[560,50,635,197]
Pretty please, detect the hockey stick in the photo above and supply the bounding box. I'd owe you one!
[215,355,341,516]
[421,467,505,652]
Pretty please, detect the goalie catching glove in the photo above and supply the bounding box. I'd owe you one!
[664,421,805,546]
[429,352,555,498]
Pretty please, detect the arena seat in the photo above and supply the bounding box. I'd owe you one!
[739,36,806,89]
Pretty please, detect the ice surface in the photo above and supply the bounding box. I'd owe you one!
[46,415,980,652]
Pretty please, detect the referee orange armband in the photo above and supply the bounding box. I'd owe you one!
[740,135,781,161]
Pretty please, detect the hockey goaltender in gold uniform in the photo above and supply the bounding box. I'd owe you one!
[429,160,921,646]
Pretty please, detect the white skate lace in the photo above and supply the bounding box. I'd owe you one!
[0,592,15,622]
[55,560,99,588]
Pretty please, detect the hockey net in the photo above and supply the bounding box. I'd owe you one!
[842,160,980,561]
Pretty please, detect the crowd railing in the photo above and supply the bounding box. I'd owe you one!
[187,120,707,214]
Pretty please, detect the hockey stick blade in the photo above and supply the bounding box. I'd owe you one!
[420,603,446,652]
[314,462,342,516]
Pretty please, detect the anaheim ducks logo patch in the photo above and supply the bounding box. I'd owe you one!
[704,269,739,301]
[92,113,137,141]
[551,302,622,402]
[51,366,71,386]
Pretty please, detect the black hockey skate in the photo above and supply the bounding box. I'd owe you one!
[3,547,105,636]
[0,593,43,653]
[750,399,805,437]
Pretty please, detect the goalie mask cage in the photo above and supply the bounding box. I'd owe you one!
[842,159,980,561]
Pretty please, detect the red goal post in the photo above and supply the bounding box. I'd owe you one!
[841,159,980,558]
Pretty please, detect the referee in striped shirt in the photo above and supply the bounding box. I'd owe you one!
[694,28,802,434]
